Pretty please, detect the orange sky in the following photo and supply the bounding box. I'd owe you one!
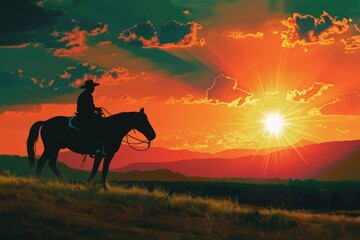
[0,0,359,155]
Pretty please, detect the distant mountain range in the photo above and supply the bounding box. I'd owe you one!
[57,146,213,170]
[113,140,360,180]
[57,142,312,171]
[56,140,360,180]
[2,140,360,181]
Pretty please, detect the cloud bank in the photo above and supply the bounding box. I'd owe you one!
[0,0,64,46]
[119,20,205,48]
[281,11,349,48]
[0,62,134,112]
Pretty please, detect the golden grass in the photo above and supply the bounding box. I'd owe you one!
[0,175,359,240]
[1,175,359,221]
[260,208,360,223]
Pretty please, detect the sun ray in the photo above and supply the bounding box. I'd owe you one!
[263,113,285,137]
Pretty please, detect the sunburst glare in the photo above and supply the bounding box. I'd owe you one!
[263,113,285,137]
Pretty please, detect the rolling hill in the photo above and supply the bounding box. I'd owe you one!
[115,140,360,179]
[57,142,313,171]
[57,145,213,170]
[317,144,360,180]
[1,175,359,240]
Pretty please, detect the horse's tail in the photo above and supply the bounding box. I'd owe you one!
[27,121,44,167]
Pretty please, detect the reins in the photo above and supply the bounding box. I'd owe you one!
[123,131,151,151]
[101,107,151,151]
[100,107,112,117]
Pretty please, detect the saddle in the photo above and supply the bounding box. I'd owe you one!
[68,110,104,131]
[68,116,106,157]
[68,116,81,130]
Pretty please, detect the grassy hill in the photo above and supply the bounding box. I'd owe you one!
[0,155,89,180]
[0,155,287,183]
[0,175,359,240]
[2,155,360,210]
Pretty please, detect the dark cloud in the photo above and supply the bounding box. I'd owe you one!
[0,0,108,55]
[119,20,205,48]
[159,20,201,45]
[45,0,191,35]
[53,62,132,89]
[281,11,349,47]
[0,62,132,112]
[0,0,64,46]
[118,21,158,47]
[0,70,71,112]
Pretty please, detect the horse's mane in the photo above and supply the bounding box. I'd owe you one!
[107,111,140,120]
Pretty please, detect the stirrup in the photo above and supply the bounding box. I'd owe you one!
[95,145,107,156]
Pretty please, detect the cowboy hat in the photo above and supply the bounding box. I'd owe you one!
[80,79,100,89]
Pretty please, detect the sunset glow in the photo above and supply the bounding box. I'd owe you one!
[0,0,359,161]
[263,113,285,137]
[1,7,359,240]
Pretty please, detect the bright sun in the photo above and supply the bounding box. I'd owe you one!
[263,113,285,137]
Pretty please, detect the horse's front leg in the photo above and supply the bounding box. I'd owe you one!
[100,153,115,187]
[87,154,104,183]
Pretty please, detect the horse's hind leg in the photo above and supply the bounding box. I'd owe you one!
[36,150,49,176]
[48,149,62,180]
[87,154,103,183]
[101,153,114,186]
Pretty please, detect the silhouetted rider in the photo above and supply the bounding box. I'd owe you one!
[77,79,103,153]
[77,79,101,119]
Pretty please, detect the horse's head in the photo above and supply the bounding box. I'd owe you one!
[134,108,156,141]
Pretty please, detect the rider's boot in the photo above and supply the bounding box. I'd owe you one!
[95,142,106,156]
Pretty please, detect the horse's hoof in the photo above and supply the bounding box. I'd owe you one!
[57,177,65,183]
[87,178,95,185]
[101,182,109,191]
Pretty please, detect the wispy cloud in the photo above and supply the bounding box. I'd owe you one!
[308,93,360,116]
[341,35,360,52]
[0,43,31,49]
[53,62,134,89]
[166,94,207,105]
[323,93,360,116]
[335,128,351,136]
[227,31,264,39]
[206,74,257,107]
[286,82,334,103]
[153,130,255,152]
[51,23,108,57]
[166,74,257,107]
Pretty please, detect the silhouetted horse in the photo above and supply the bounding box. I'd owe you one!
[27,108,156,186]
